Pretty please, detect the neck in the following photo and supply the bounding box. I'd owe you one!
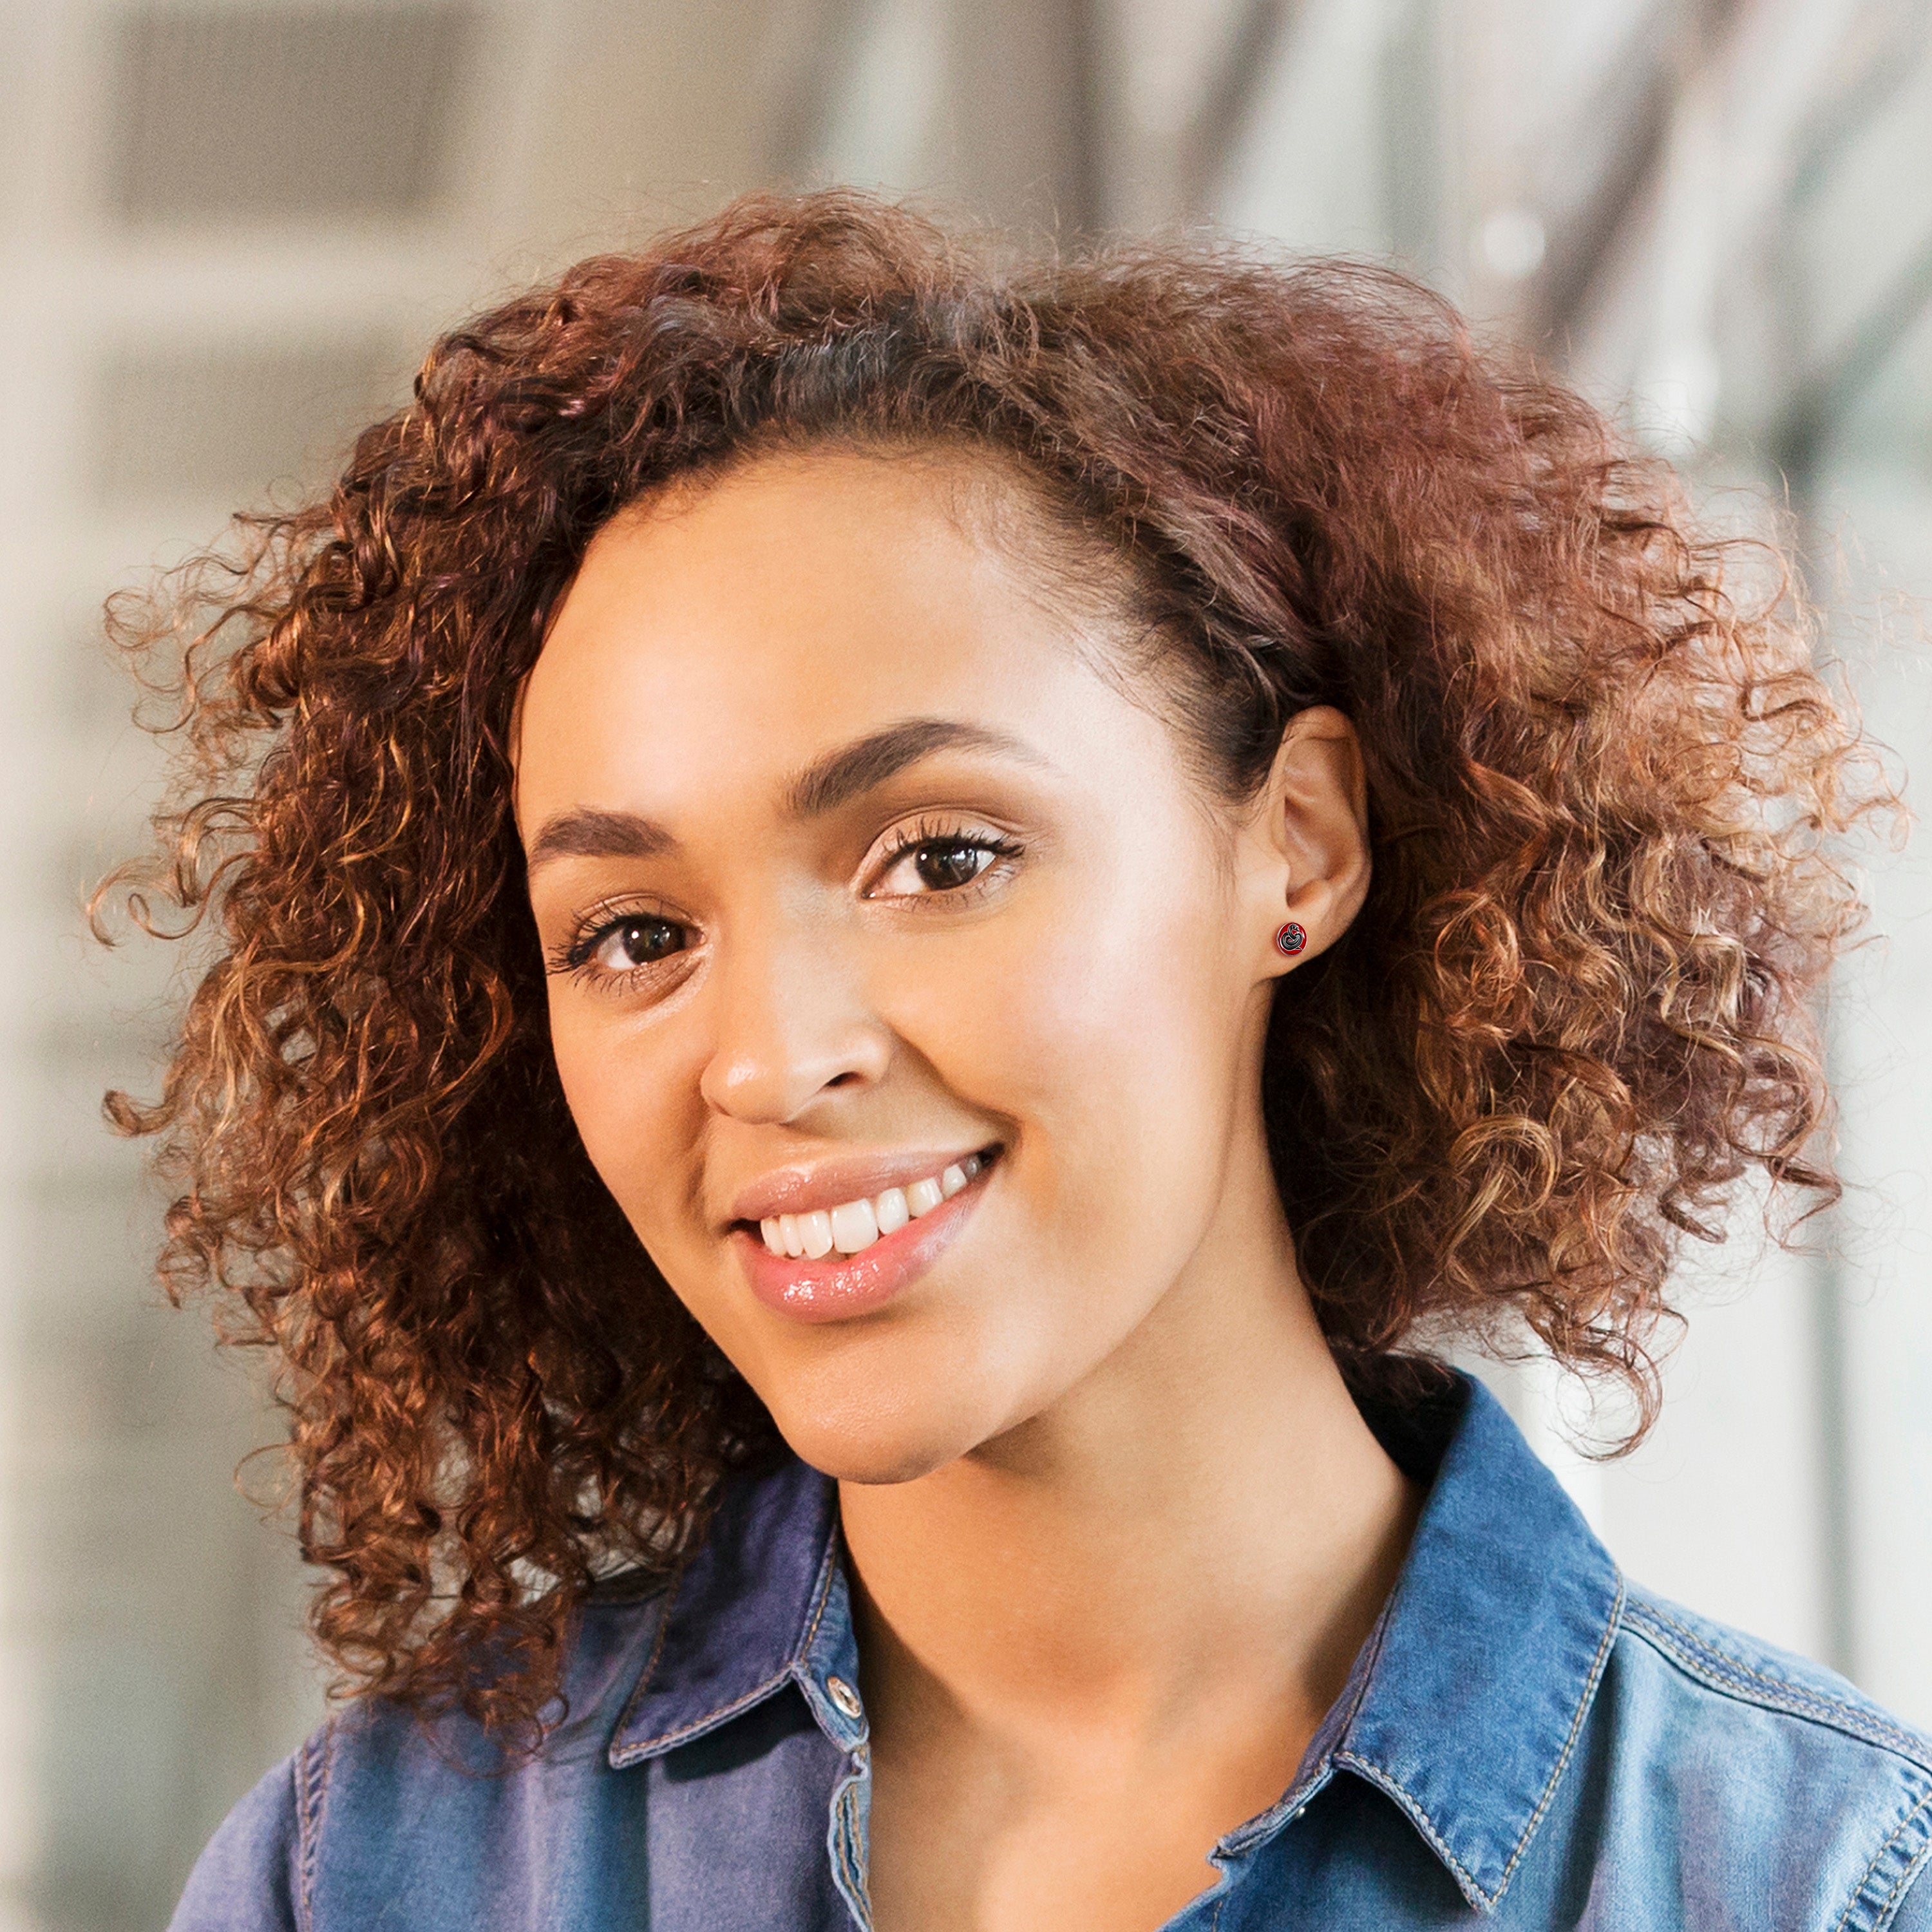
[837,1137,1421,1759]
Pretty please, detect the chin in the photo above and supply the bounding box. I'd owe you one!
[757,1361,1003,1488]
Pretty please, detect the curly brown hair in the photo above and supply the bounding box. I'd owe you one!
[100,189,1884,1739]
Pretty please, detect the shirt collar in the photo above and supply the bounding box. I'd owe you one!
[1248,1372,1625,1912]
[609,1452,864,1766]
[606,1370,1624,1916]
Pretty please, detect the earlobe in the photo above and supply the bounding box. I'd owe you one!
[1253,705,1372,974]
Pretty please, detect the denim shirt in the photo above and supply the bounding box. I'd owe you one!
[172,1375,1932,1930]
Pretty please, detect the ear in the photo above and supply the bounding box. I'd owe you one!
[1238,705,1371,978]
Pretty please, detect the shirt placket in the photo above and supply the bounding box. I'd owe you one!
[796,1546,873,1929]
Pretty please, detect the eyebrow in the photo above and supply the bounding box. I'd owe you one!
[781,717,1050,818]
[525,717,1050,872]
[527,806,676,870]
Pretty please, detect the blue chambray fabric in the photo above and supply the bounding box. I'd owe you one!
[170,1375,1932,1931]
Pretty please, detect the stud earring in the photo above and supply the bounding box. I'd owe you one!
[1274,922,1307,956]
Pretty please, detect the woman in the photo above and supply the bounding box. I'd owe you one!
[124,193,1924,1930]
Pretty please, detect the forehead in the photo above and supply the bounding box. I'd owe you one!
[515,450,1139,823]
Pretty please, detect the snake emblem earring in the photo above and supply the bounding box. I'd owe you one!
[1274,922,1308,956]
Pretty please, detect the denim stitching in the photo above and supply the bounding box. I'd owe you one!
[1626,1600,1932,1768]
[798,1530,840,1662]
[1217,1602,1390,1861]
[294,1718,332,1932]
[1873,1857,1931,1932]
[607,1566,683,1757]
[1636,1601,1888,1721]
[1334,1571,1624,1911]
[1493,1571,1626,1895]
[830,1772,874,1931]
[1332,1754,1489,1899]
[1874,1828,1932,1932]
[1635,1602,1898,1725]
[1833,1786,1932,1932]
[615,1668,797,1756]
[612,1530,848,1761]
[792,1534,857,1740]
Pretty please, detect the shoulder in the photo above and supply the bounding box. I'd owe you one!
[1617,1587,1932,1770]
[1596,1582,1932,1929]
[169,1573,673,1932]
[167,1752,307,1932]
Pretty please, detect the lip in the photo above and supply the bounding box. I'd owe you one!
[734,1151,997,1324]
[727,1144,996,1226]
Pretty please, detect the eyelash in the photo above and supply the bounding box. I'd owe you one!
[547,819,1027,991]
[546,899,690,988]
[865,817,1026,902]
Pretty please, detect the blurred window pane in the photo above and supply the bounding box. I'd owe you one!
[111,3,480,225]
[91,339,408,504]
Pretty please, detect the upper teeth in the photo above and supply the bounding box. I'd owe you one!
[760,1153,985,1259]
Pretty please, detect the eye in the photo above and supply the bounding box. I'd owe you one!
[871,828,1021,898]
[585,913,688,972]
[911,839,993,891]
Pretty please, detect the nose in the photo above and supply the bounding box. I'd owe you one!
[697,911,893,1125]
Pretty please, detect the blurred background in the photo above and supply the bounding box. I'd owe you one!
[0,0,1927,1922]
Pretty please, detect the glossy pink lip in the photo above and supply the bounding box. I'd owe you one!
[727,1145,994,1227]
[734,1155,996,1323]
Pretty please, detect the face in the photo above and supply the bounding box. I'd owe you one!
[516,450,1352,1483]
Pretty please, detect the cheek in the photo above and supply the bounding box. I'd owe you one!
[545,994,703,1236]
[899,860,1245,1265]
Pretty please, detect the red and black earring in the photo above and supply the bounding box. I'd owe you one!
[1274,922,1308,956]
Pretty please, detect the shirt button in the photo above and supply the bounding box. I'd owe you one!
[826,1675,864,1719]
